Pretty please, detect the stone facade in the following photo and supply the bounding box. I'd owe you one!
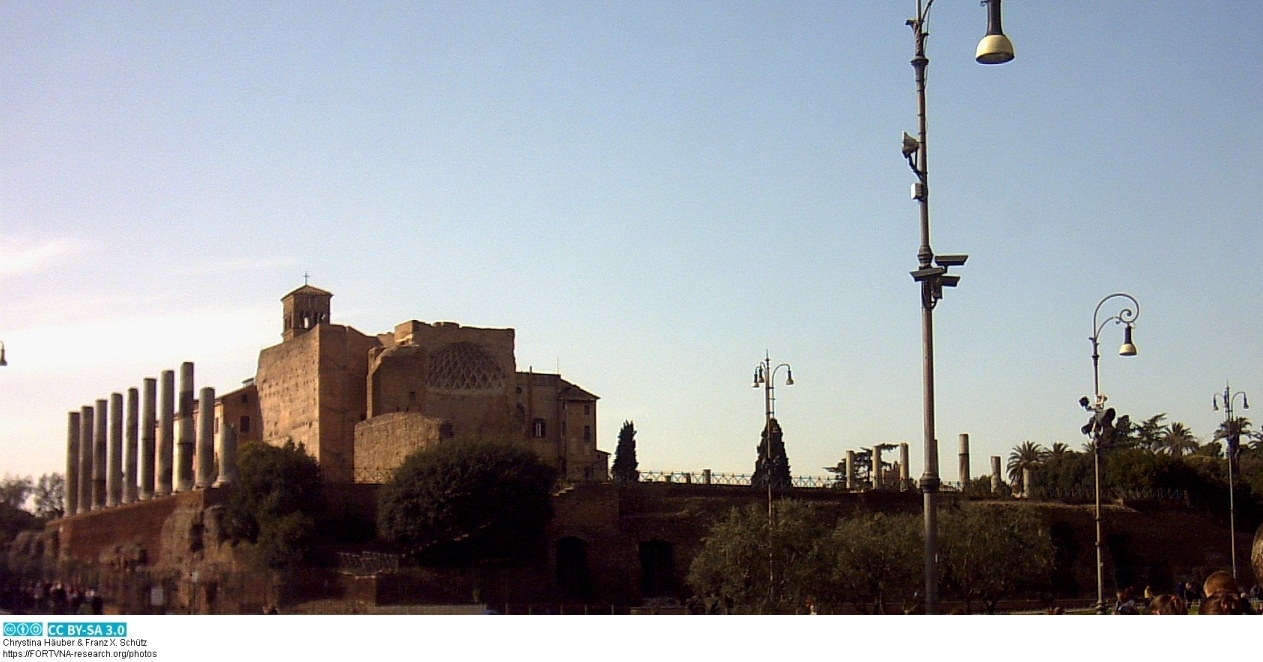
[255,284,608,484]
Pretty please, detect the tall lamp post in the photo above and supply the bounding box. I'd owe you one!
[1212,383,1249,581]
[1084,292,1140,614]
[902,0,1013,615]
[752,351,793,524]
[752,351,792,611]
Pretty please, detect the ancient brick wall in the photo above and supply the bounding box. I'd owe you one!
[55,490,226,567]
[257,324,379,482]
[353,412,444,483]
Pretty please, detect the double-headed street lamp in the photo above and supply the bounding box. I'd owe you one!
[903,0,1013,615]
[752,351,793,524]
[1083,292,1140,614]
[1212,383,1249,581]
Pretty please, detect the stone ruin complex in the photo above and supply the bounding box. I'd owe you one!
[58,283,610,517]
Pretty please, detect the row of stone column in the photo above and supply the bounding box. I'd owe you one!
[63,362,239,516]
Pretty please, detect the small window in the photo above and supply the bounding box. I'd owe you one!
[532,419,547,438]
[240,393,249,404]
[583,426,591,443]
[239,416,251,434]
[584,404,591,416]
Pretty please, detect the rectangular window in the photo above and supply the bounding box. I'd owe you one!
[584,404,591,416]
[583,426,592,443]
[240,415,251,434]
[532,419,546,438]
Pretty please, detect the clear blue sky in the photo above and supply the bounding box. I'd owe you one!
[3,1,1261,484]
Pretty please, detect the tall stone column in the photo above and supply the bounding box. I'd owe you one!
[124,387,139,504]
[78,405,94,513]
[196,386,216,488]
[991,456,1002,493]
[65,411,80,516]
[214,423,238,487]
[871,446,882,489]
[844,450,855,490]
[93,398,107,510]
[899,442,910,489]
[140,378,156,500]
[107,393,124,507]
[958,433,971,486]
[175,362,195,492]
[157,370,175,497]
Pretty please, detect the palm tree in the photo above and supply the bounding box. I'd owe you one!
[1048,442,1073,459]
[1160,422,1199,457]
[1007,441,1048,492]
[1214,417,1255,461]
[1136,414,1169,453]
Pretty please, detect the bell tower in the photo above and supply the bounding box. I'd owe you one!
[281,283,333,341]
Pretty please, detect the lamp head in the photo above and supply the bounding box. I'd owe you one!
[752,366,763,388]
[976,0,1015,65]
[1118,324,1137,356]
[785,367,794,386]
[0,342,6,367]
[901,132,919,158]
[1244,395,1250,410]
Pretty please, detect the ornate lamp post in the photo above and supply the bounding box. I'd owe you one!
[1084,292,1139,614]
[1213,383,1249,581]
[902,0,1013,615]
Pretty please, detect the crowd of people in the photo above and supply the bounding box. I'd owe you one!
[2,580,105,615]
[1114,571,1260,615]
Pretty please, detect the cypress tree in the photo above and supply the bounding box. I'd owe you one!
[753,418,792,489]
[612,420,639,482]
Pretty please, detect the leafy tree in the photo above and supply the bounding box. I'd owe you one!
[0,475,41,546]
[938,505,1054,613]
[225,441,324,569]
[752,418,791,489]
[0,475,33,510]
[686,501,830,614]
[821,512,922,614]
[1048,442,1073,460]
[611,420,639,482]
[377,439,557,564]
[33,473,64,520]
[1031,450,1093,502]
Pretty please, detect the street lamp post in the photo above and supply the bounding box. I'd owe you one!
[1085,292,1140,615]
[752,351,792,611]
[752,351,793,524]
[1213,383,1249,582]
[902,0,1013,615]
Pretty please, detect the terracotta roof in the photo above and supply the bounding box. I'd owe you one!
[283,284,333,299]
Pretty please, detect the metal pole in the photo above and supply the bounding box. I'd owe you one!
[1091,338,1105,615]
[1087,292,1139,615]
[910,0,940,615]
